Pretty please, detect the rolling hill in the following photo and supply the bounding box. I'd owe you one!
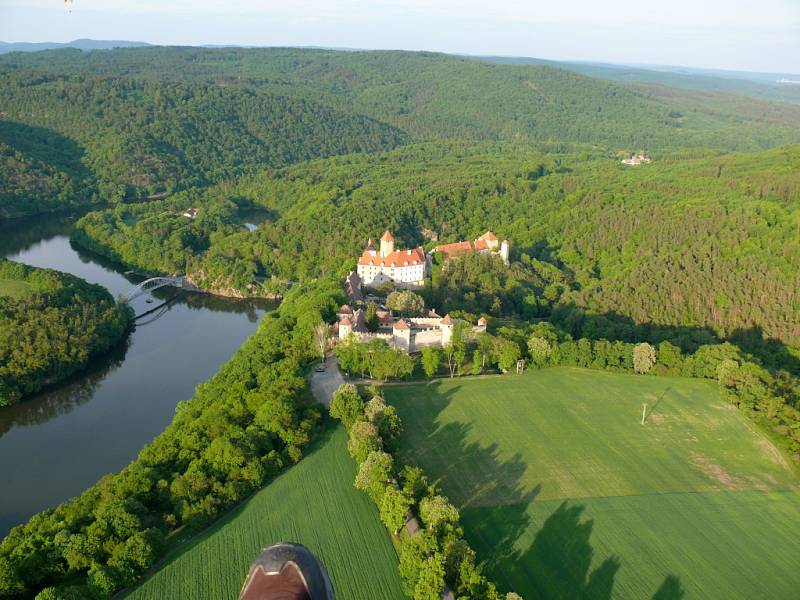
[4,46,800,219]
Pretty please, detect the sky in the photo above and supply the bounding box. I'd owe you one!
[1,0,799,74]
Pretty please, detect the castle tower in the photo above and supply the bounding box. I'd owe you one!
[380,230,395,258]
[440,314,455,346]
[339,316,353,339]
[500,240,510,265]
[393,318,412,352]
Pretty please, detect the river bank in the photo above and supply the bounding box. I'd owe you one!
[0,213,274,537]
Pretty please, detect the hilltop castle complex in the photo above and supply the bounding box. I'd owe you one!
[355,230,510,290]
[336,304,486,353]
[339,228,509,353]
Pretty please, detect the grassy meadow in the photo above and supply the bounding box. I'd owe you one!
[0,278,33,299]
[126,426,406,600]
[386,367,800,599]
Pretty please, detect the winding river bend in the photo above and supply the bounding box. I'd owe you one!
[0,214,272,537]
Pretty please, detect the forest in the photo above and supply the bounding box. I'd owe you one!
[72,142,800,351]
[3,47,800,218]
[0,258,132,405]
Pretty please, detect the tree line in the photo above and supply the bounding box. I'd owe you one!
[330,383,522,600]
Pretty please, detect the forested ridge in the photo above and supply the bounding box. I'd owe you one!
[0,258,132,405]
[3,45,800,599]
[4,47,800,218]
[0,69,407,217]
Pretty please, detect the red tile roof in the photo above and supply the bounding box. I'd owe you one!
[473,239,491,251]
[340,316,353,327]
[393,318,411,330]
[433,240,473,259]
[479,231,498,241]
[381,230,394,242]
[441,315,455,325]
[358,247,426,267]
[338,304,353,314]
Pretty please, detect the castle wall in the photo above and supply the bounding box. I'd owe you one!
[413,330,443,350]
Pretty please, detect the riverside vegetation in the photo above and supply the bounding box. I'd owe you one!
[0,279,344,597]
[0,258,132,406]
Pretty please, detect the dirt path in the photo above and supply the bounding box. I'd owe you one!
[309,356,345,407]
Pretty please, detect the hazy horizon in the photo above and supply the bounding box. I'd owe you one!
[4,38,800,79]
[1,0,798,74]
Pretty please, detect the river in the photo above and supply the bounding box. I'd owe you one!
[0,214,273,537]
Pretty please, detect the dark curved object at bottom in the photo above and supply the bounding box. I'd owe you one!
[239,542,335,600]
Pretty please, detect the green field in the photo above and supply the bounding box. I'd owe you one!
[127,426,405,600]
[385,367,800,599]
[0,278,33,299]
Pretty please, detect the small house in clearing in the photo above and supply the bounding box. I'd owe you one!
[621,154,651,165]
[182,208,199,218]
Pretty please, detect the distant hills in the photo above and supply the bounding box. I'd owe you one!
[0,39,150,54]
[480,55,800,105]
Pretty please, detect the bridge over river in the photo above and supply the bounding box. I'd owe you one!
[122,276,186,302]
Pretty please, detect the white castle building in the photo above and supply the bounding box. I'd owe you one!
[357,231,429,289]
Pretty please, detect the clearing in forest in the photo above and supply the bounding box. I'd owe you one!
[386,367,800,600]
[0,278,33,299]
[126,427,405,600]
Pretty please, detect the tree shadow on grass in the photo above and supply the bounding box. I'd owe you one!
[508,502,620,600]
[652,574,686,600]
[393,380,686,600]
[394,381,620,597]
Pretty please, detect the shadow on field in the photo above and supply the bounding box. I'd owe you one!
[404,381,686,600]
[652,575,686,600]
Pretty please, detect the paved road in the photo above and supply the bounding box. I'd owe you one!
[309,356,345,407]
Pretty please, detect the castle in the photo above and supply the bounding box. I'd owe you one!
[431,231,510,265]
[356,231,428,289]
[336,304,486,353]
[355,230,510,290]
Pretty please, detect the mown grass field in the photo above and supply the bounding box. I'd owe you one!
[126,426,406,600]
[386,367,800,599]
[0,278,33,299]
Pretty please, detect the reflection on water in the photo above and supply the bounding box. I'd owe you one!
[0,212,275,537]
[0,338,129,438]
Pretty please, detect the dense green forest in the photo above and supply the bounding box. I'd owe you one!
[0,279,342,598]
[4,47,800,152]
[3,45,800,599]
[73,142,800,349]
[0,258,132,405]
[4,47,800,218]
[0,69,406,217]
